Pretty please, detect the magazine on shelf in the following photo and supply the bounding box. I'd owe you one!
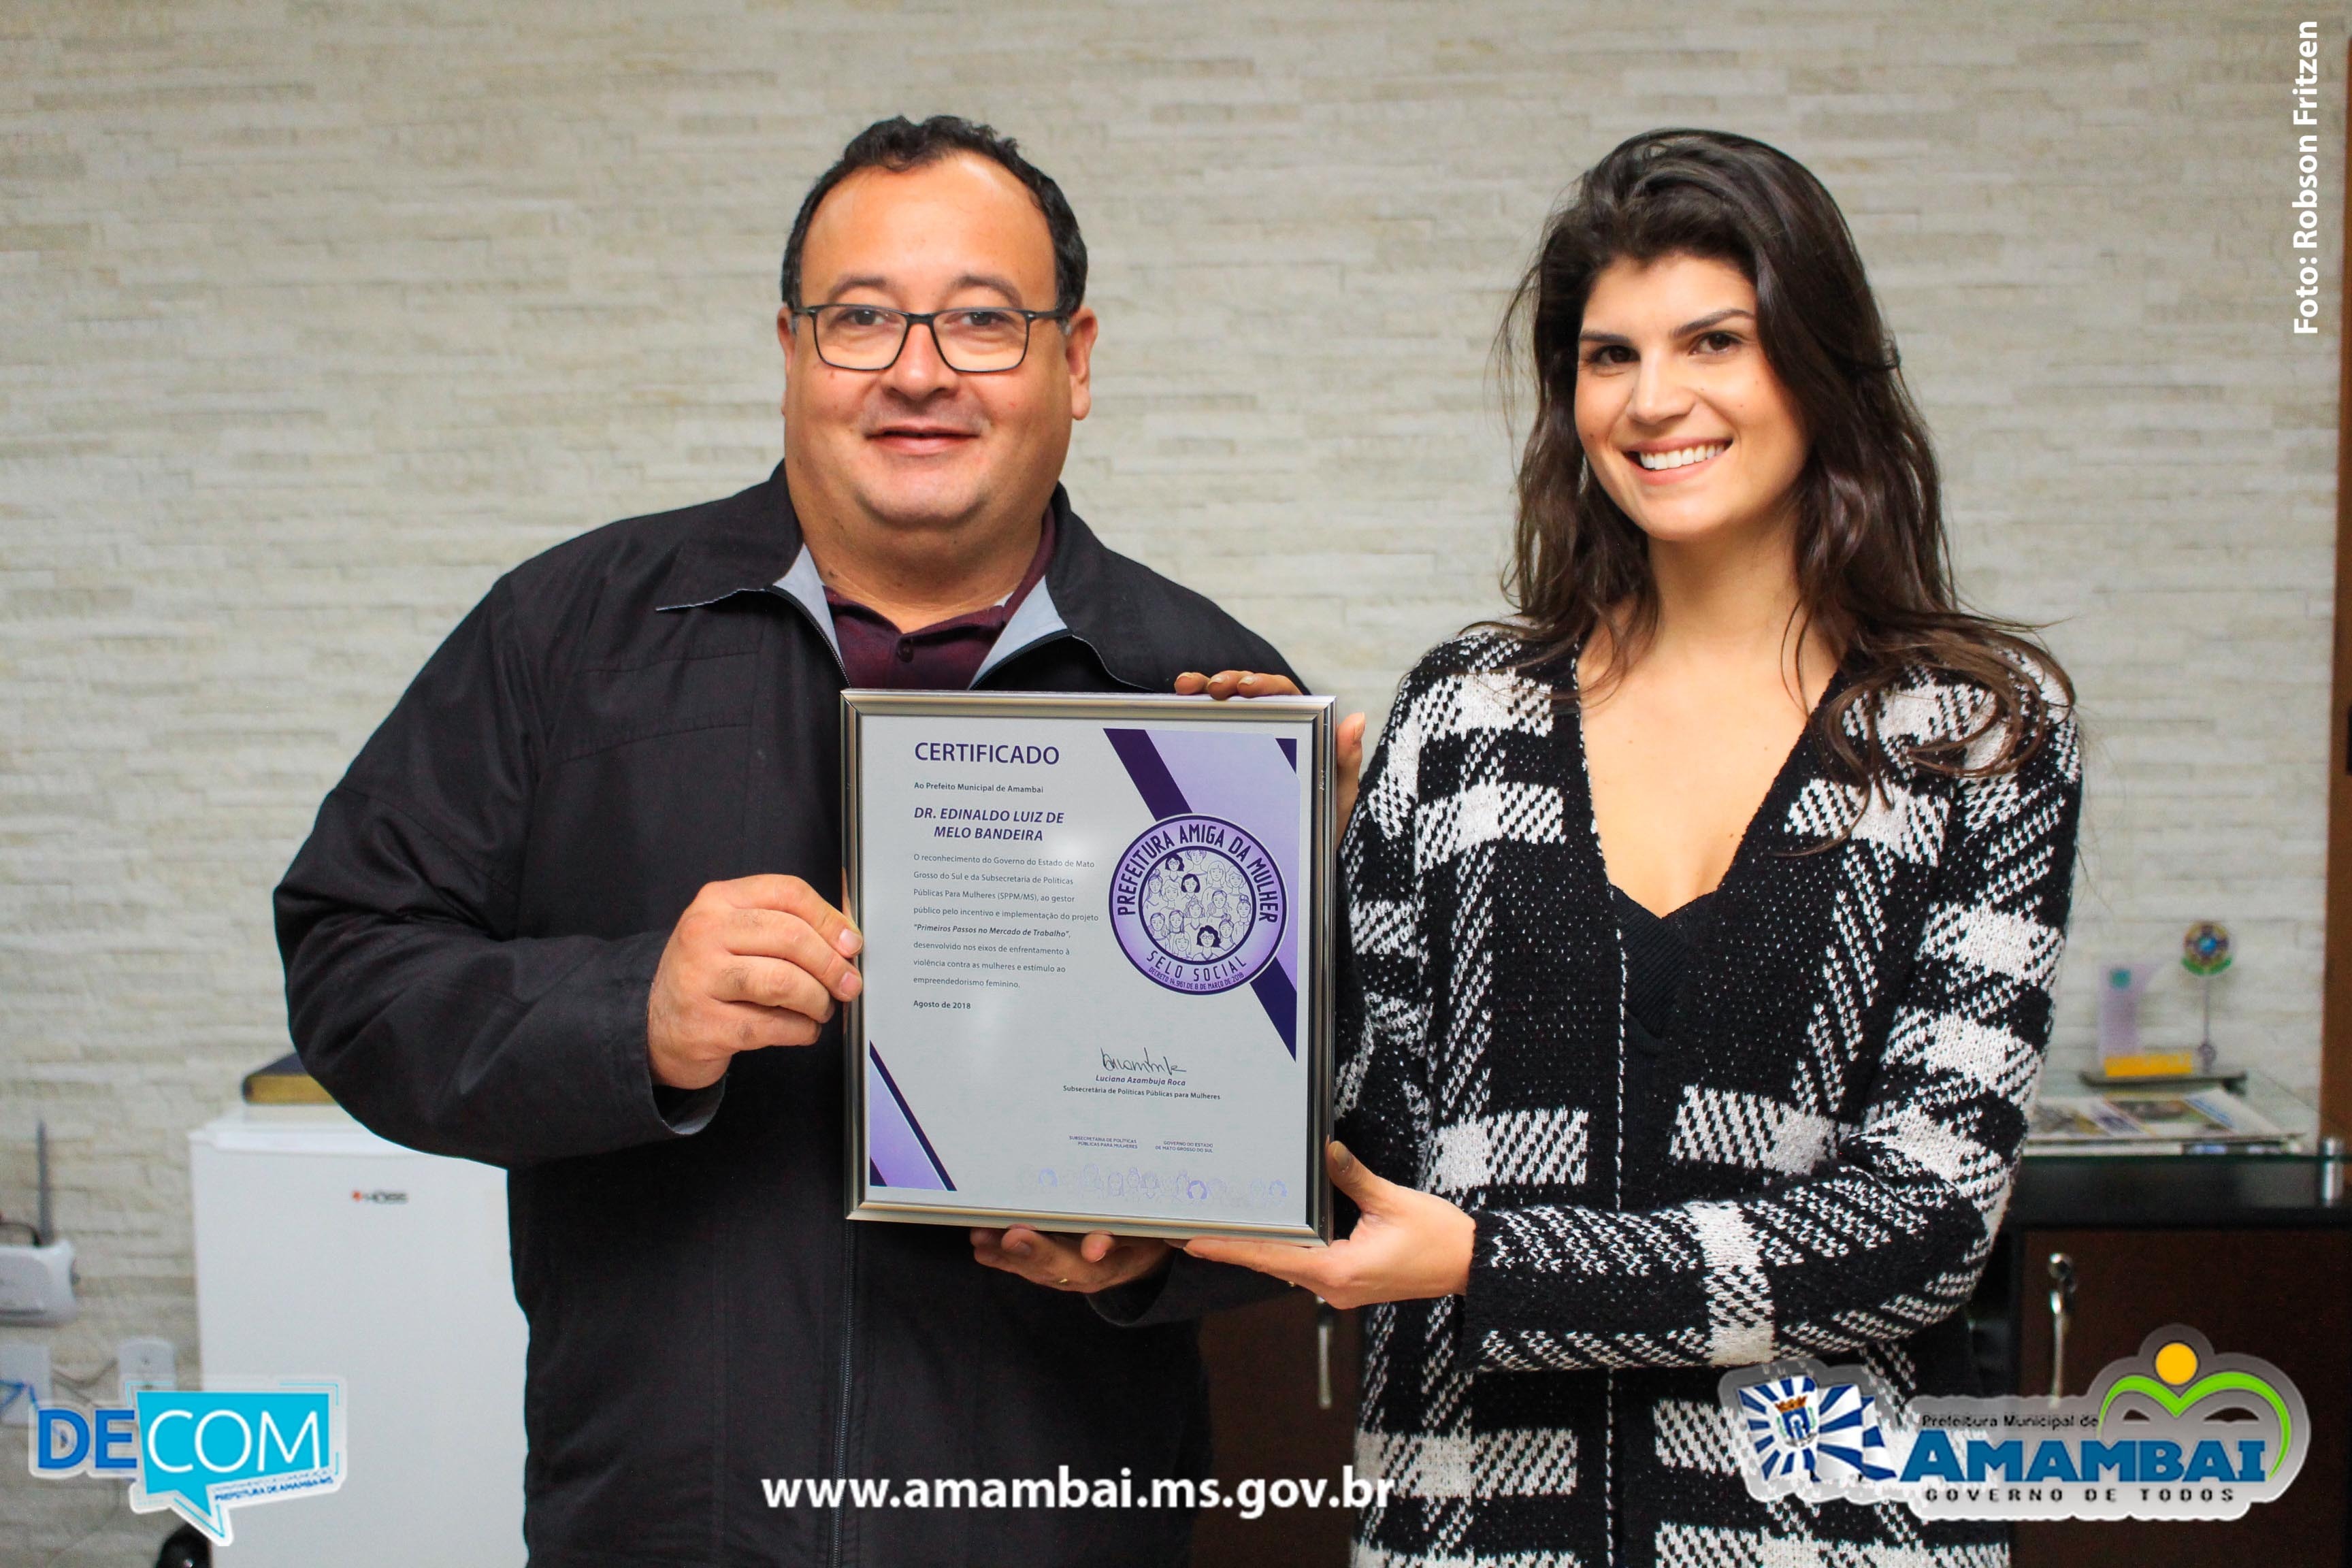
[2025,1088,2291,1154]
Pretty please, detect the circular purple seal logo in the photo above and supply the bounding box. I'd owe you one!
[1109,814,1287,994]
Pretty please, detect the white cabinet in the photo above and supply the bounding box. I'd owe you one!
[189,1112,527,1565]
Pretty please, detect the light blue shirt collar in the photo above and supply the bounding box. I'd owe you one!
[773,545,840,665]
[774,545,1068,688]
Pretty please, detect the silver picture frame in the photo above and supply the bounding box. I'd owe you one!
[840,689,1335,1243]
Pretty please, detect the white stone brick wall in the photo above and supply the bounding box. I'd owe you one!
[1,1,2340,1551]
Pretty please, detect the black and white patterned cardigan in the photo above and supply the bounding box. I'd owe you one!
[1336,630,2083,1568]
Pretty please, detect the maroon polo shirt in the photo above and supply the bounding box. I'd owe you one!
[823,513,1056,689]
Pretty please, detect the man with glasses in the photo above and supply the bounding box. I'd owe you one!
[276,116,1298,1567]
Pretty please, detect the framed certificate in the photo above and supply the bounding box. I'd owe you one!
[841,690,1334,1243]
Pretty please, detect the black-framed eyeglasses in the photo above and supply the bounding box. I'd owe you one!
[794,303,1069,374]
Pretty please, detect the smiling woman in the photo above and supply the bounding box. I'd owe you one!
[1572,259,1808,553]
[1186,129,2085,1567]
[1505,131,2063,802]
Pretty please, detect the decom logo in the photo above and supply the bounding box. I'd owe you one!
[28,1379,346,1544]
[1718,1326,2306,1522]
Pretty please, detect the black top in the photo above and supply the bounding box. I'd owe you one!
[1610,883,1716,1041]
[1335,630,2082,1566]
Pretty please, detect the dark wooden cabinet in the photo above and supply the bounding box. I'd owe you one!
[1195,1290,1359,1567]
[1999,1228,2352,1567]
[1978,1157,2352,1568]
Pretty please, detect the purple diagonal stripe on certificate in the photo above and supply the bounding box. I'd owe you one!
[1103,728,1192,818]
[867,1043,954,1190]
[1249,963,1298,1056]
[1105,725,1303,1055]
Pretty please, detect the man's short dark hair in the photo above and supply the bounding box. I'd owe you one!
[780,115,1087,316]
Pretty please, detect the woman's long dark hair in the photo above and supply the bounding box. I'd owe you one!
[1501,128,2068,789]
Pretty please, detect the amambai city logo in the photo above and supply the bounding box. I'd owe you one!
[1718,1326,2306,1521]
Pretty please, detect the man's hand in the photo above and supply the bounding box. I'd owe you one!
[1174,670,1367,827]
[647,875,863,1090]
[1179,1143,1473,1311]
[970,1226,1173,1294]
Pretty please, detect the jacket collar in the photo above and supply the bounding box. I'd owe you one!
[652,461,806,613]
[760,542,1071,683]
[654,462,1142,688]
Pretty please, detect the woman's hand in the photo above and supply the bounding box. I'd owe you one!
[1181,1143,1473,1310]
[1175,670,1367,827]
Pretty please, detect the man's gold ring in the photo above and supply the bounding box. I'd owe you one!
[1056,1276,1070,1285]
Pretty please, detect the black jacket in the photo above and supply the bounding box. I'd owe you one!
[275,467,1301,1567]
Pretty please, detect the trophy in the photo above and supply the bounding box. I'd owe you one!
[2180,921,2232,1075]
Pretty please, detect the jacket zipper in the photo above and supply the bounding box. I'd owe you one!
[828,1222,858,1568]
[791,594,1105,1568]
[746,579,859,1566]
